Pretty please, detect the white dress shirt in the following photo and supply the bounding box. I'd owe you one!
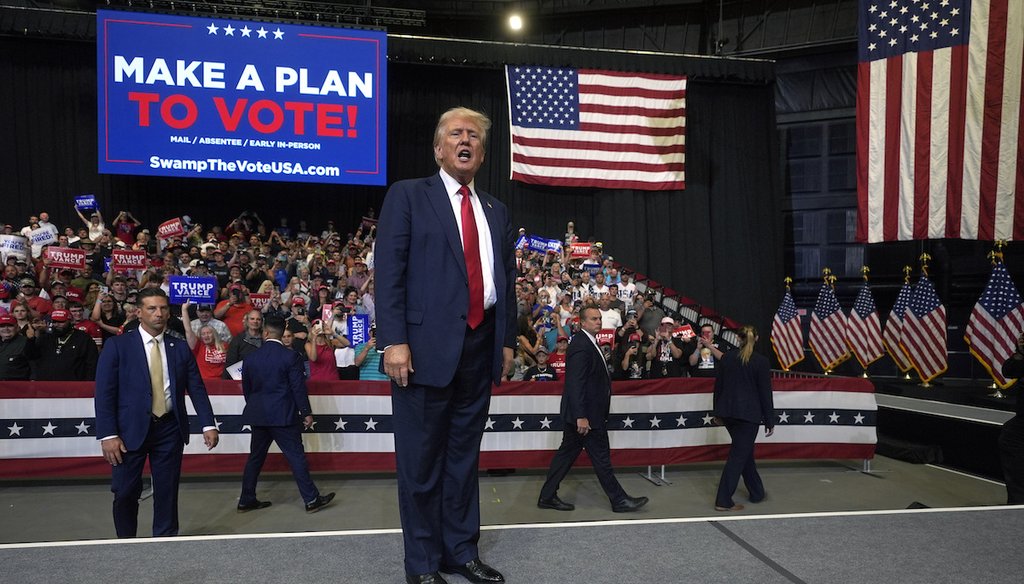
[439,169,497,310]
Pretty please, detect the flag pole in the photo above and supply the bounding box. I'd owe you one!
[918,253,932,388]
[987,241,1007,398]
[861,266,871,379]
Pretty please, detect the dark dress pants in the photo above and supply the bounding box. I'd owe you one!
[539,424,628,504]
[715,419,766,508]
[110,416,184,538]
[240,423,320,505]
[391,316,494,576]
[999,415,1024,505]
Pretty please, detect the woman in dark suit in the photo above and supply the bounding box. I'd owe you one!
[712,325,775,511]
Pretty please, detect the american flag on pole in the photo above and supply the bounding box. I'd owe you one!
[964,261,1024,388]
[505,65,686,191]
[771,288,805,370]
[809,283,851,372]
[855,0,1024,242]
[900,276,948,382]
[883,280,915,371]
[846,284,885,368]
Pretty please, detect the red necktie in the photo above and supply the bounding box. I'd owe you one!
[459,185,485,329]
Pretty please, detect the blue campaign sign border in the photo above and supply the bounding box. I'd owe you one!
[96,9,387,186]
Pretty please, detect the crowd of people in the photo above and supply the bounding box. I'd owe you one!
[0,209,382,382]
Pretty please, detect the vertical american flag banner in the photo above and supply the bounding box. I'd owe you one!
[809,282,851,371]
[771,287,805,370]
[900,275,948,382]
[883,279,915,371]
[855,0,1024,242]
[505,65,686,191]
[964,261,1024,388]
[846,283,885,368]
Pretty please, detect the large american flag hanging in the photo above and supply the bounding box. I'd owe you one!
[505,65,686,191]
[883,280,915,371]
[964,261,1024,388]
[846,284,885,368]
[900,276,948,382]
[855,0,1024,242]
[771,288,805,370]
[809,283,851,371]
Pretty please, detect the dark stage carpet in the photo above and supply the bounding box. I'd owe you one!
[3,506,1021,584]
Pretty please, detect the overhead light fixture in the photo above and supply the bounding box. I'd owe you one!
[508,14,523,32]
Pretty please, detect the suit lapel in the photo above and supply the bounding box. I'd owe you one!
[129,330,153,397]
[424,174,468,280]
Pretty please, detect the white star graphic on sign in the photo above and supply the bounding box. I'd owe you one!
[622,417,635,428]
[215,419,223,431]
[241,26,252,37]
[649,416,661,428]
[8,422,23,437]
[803,412,815,423]
[485,418,496,430]
[539,417,552,429]
[224,24,236,36]
[364,418,378,431]
[242,424,252,432]
[207,23,219,35]
[42,421,57,436]
[75,421,90,434]
[511,417,525,429]
[675,415,687,427]
[854,413,866,424]
[273,28,285,40]
[778,412,790,423]
[702,414,714,426]
[257,27,269,39]
[334,417,347,430]
[828,412,841,424]
[306,419,317,430]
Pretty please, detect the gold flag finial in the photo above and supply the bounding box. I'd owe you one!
[919,253,931,278]
[991,240,1007,264]
[861,265,870,283]
[902,265,912,284]
[783,276,793,289]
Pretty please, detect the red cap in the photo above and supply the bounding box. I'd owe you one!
[291,297,306,306]
[65,287,83,302]
[0,313,15,326]
[50,309,70,322]
[557,335,569,342]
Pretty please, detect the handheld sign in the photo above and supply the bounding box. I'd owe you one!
[249,293,271,311]
[167,275,218,305]
[673,324,695,340]
[515,234,528,250]
[0,235,28,262]
[570,242,592,259]
[111,249,147,271]
[45,247,87,270]
[321,302,334,323]
[74,194,99,213]
[226,360,244,381]
[157,218,185,240]
[596,329,616,348]
[28,227,59,247]
[348,313,370,345]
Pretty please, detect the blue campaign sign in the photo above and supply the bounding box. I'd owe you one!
[74,194,98,212]
[167,275,219,304]
[348,313,370,346]
[96,10,387,186]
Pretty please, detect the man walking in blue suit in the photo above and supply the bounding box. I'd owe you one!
[95,287,219,538]
[376,107,517,584]
[237,314,334,513]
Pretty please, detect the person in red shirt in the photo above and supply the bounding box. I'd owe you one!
[182,300,228,379]
[548,335,569,377]
[214,283,254,337]
[13,277,52,319]
[69,302,102,350]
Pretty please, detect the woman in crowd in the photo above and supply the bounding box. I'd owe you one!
[10,303,31,335]
[181,300,227,379]
[305,319,342,381]
[91,293,125,340]
[308,284,333,320]
[712,324,775,512]
[517,313,542,365]
[82,281,102,308]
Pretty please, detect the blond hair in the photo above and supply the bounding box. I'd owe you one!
[433,107,491,163]
[738,325,758,365]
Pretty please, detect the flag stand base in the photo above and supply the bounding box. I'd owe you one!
[861,370,869,378]
[989,383,1005,398]
[903,373,912,380]
[918,381,932,388]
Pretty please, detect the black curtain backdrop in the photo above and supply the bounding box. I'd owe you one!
[1,33,783,343]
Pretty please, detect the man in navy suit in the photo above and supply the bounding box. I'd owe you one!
[237,314,334,513]
[95,287,219,537]
[537,305,649,513]
[376,107,517,584]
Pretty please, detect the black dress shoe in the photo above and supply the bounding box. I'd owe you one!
[440,558,505,583]
[612,495,649,513]
[236,500,272,513]
[405,572,448,584]
[537,495,575,511]
[304,492,335,513]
